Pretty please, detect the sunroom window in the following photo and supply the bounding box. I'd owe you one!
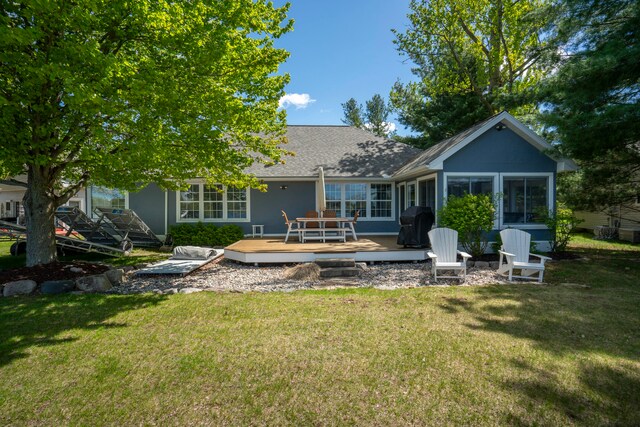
[446,176,493,197]
[178,184,247,221]
[503,177,548,224]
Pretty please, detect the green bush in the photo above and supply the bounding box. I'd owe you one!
[438,193,496,258]
[537,203,583,253]
[169,222,244,247]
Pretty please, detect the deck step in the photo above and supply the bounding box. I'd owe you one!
[319,267,361,278]
[315,258,356,268]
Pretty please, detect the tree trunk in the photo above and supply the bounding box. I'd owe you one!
[23,166,58,267]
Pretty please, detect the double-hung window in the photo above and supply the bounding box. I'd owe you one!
[325,182,393,219]
[503,177,548,224]
[178,184,248,221]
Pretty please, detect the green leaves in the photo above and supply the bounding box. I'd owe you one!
[391,0,550,145]
[540,0,639,212]
[438,193,496,257]
[0,0,293,193]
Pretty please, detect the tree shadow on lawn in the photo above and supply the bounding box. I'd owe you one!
[504,359,640,425]
[0,293,166,367]
[439,284,640,424]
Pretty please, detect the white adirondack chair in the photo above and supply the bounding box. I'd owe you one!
[427,228,472,281]
[497,229,551,282]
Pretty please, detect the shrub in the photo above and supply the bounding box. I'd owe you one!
[537,204,583,253]
[438,193,496,258]
[169,222,244,247]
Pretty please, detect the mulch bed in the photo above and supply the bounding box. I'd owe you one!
[0,262,111,285]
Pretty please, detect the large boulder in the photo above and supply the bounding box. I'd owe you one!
[75,274,112,293]
[41,280,76,295]
[283,263,320,280]
[104,268,125,285]
[3,280,37,297]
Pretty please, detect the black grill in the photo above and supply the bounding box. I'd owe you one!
[397,206,435,248]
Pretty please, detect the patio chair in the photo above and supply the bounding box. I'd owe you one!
[281,210,300,243]
[342,210,359,241]
[427,227,472,282]
[304,210,319,228]
[321,209,338,228]
[497,229,551,282]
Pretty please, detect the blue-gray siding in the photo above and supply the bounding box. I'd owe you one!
[140,180,400,236]
[128,183,166,235]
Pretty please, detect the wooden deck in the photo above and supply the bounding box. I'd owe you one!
[224,235,427,264]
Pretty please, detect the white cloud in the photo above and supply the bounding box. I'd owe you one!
[278,93,316,109]
[364,121,397,134]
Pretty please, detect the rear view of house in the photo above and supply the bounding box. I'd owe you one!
[2,111,576,255]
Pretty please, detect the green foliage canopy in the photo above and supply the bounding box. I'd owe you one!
[391,0,551,147]
[539,0,640,213]
[340,94,392,138]
[0,0,292,195]
[0,0,293,265]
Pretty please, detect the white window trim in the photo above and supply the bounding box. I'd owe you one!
[417,174,438,223]
[87,186,129,217]
[396,182,405,222]
[499,172,554,230]
[325,181,395,221]
[175,181,251,223]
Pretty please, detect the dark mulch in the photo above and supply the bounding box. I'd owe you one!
[0,262,110,285]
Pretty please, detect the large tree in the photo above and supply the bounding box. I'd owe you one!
[340,94,392,138]
[0,0,292,266]
[539,0,640,218]
[391,0,551,146]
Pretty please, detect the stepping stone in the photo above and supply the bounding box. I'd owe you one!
[319,267,361,278]
[315,258,356,268]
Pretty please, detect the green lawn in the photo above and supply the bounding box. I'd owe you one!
[0,235,639,425]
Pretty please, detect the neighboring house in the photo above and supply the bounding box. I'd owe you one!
[1,111,576,251]
[575,202,640,231]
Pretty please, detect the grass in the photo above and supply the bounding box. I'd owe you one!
[0,234,639,425]
[0,240,169,270]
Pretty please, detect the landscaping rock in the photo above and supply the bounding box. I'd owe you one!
[467,261,474,267]
[105,269,125,285]
[474,261,490,269]
[121,266,135,273]
[41,280,76,295]
[69,267,85,273]
[3,280,37,297]
[284,263,320,281]
[179,287,203,294]
[355,262,369,271]
[76,274,112,293]
[489,261,500,269]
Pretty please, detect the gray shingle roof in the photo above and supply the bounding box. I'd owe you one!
[248,125,422,178]
[392,114,501,177]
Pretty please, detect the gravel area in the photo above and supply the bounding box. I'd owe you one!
[111,258,516,295]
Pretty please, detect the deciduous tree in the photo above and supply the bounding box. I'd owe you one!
[391,0,551,146]
[0,0,293,266]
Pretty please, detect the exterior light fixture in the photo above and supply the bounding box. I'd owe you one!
[495,123,507,131]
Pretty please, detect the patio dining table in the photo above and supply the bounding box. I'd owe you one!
[295,216,358,243]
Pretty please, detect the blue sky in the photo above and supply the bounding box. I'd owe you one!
[274,0,417,135]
